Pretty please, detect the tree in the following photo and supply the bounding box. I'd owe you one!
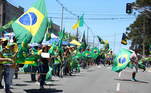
[127,0,151,55]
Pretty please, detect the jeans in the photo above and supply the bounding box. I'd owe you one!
[3,65,11,90]
[9,68,15,85]
[0,65,4,85]
[30,66,38,81]
[53,63,61,76]
[39,63,49,87]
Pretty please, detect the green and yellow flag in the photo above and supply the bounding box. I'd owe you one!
[72,14,84,30]
[112,48,133,72]
[45,19,53,41]
[82,50,91,58]
[0,19,15,32]
[121,33,128,45]
[97,36,105,44]
[12,0,48,44]
[91,48,100,59]
[104,40,109,50]
[58,28,65,53]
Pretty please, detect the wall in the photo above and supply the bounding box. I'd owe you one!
[0,0,24,26]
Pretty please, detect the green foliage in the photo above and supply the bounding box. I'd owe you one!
[128,0,151,55]
[135,0,151,8]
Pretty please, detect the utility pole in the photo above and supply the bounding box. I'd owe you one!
[93,35,95,48]
[87,27,89,45]
[60,7,64,31]
[76,16,79,41]
[143,17,145,56]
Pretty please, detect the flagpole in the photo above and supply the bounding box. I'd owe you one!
[114,32,116,52]
[87,27,89,46]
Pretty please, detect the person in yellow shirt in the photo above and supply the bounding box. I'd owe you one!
[0,38,4,89]
[0,39,14,93]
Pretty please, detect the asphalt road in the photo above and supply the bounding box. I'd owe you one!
[0,65,151,93]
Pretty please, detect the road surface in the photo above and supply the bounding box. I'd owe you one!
[0,65,151,93]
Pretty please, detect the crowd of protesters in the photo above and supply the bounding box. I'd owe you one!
[0,35,150,93]
[0,35,115,93]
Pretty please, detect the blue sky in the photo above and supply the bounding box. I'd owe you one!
[7,0,136,53]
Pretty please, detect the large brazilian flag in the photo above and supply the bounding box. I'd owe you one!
[112,48,133,72]
[12,0,48,44]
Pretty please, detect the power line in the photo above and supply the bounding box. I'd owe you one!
[54,0,128,45]
[47,9,129,14]
[55,0,78,17]
[48,16,135,20]
[55,0,95,42]
[48,12,134,16]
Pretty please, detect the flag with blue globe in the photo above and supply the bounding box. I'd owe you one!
[91,48,100,59]
[112,48,133,72]
[12,0,48,44]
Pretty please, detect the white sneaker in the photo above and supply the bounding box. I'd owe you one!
[35,82,40,85]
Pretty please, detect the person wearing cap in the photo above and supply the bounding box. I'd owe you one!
[0,38,4,89]
[0,39,14,93]
[0,38,10,89]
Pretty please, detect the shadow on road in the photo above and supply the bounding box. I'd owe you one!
[23,81,61,86]
[24,81,38,83]
[87,69,95,72]
[14,83,28,86]
[61,74,85,79]
[24,88,63,93]
[115,79,149,84]
[45,83,61,86]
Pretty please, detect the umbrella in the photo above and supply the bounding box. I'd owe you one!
[42,38,70,46]
[70,39,81,46]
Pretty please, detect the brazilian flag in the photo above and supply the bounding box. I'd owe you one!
[82,50,91,58]
[12,0,48,44]
[112,48,133,72]
[91,48,100,59]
